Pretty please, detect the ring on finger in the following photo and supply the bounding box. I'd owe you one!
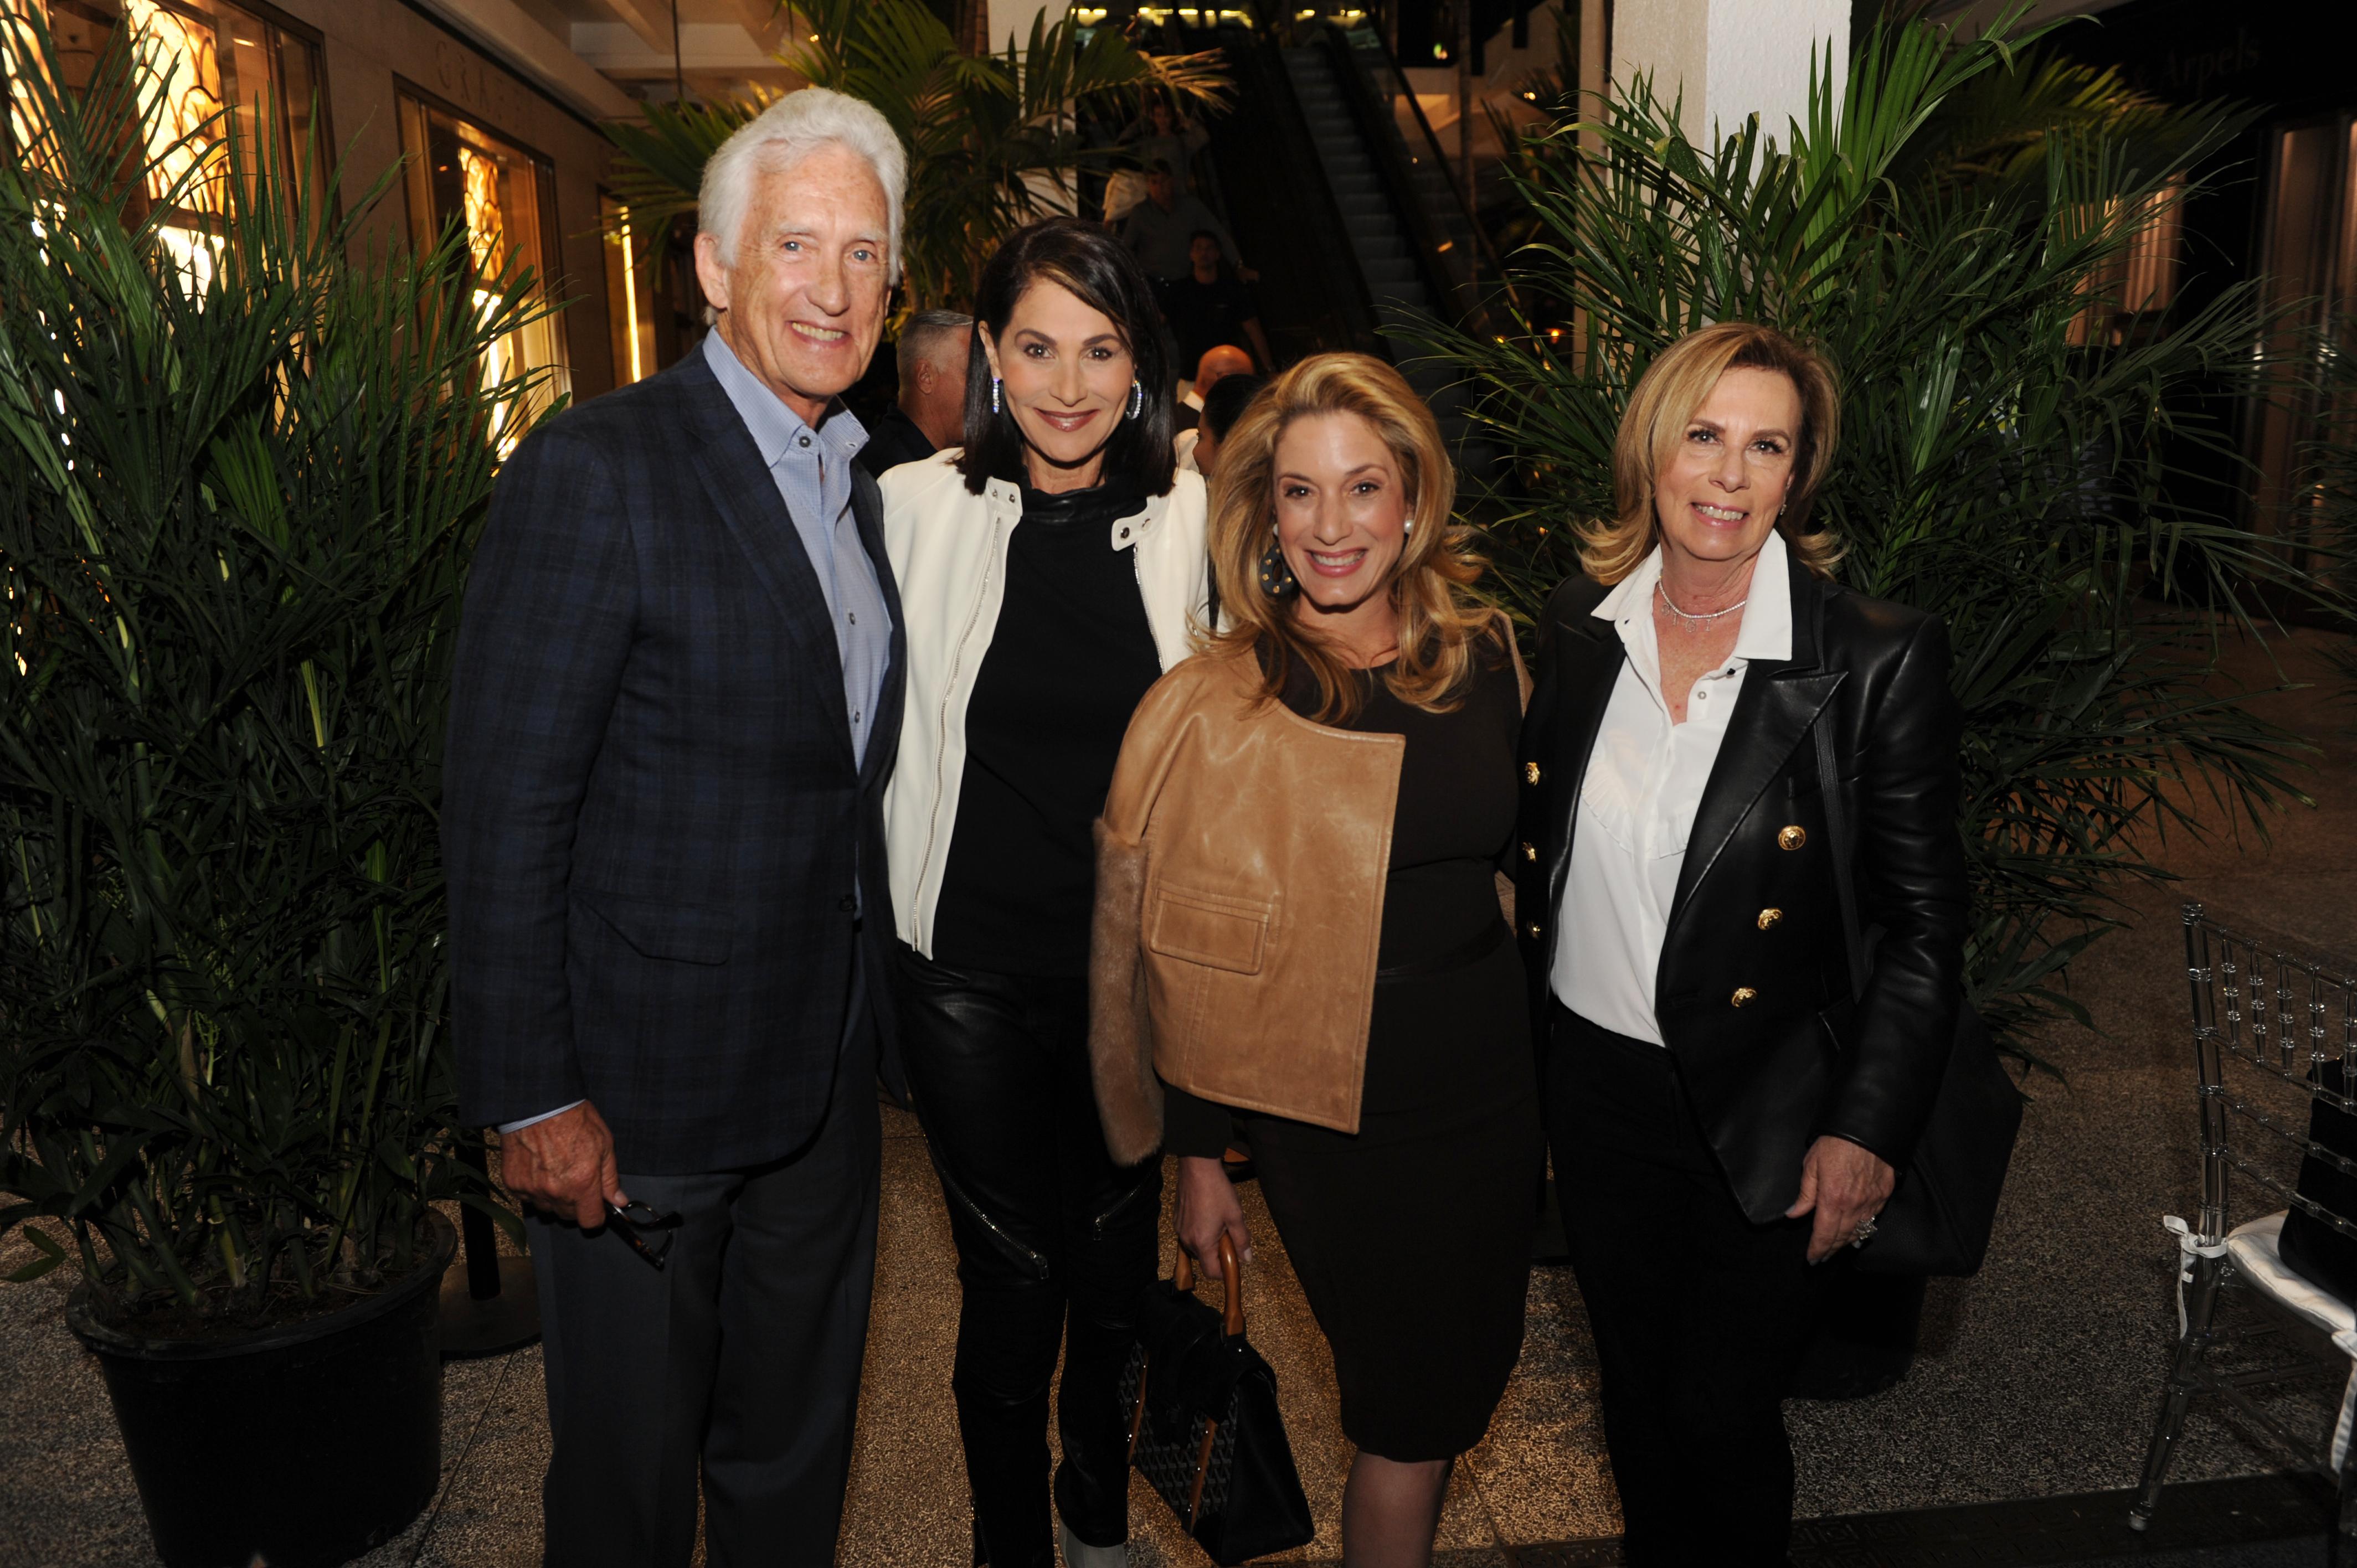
[1849,1215,1880,1247]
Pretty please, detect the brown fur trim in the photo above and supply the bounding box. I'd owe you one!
[1088,818,1164,1165]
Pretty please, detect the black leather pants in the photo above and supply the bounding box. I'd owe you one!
[892,943,1164,1568]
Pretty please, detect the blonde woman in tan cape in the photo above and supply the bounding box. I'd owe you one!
[1089,354,1541,1567]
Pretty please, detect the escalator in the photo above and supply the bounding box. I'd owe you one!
[1180,19,1504,444]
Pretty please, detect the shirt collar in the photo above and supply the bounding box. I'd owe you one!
[1592,525,1795,664]
[702,329,868,470]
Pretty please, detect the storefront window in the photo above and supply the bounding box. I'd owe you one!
[2247,115,2357,569]
[398,93,569,453]
[4,0,325,262]
[601,192,656,388]
[2066,181,2184,349]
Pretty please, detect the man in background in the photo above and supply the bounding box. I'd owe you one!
[1162,231,1272,385]
[1189,370,1265,481]
[1120,159,1253,285]
[1174,343,1257,466]
[857,308,972,477]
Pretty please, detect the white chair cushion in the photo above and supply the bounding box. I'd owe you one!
[2222,1209,2357,1469]
[2227,1210,2357,1339]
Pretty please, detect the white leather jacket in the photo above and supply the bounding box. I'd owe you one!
[878,448,1212,957]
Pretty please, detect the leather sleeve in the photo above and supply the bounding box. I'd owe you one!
[1816,613,1969,1167]
[444,422,632,1129]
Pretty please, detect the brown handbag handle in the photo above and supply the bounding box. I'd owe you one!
[1171,1235,1246,1337]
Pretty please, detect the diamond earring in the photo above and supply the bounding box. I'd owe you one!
[1128,379,1144,420]
[990,376,1002,415]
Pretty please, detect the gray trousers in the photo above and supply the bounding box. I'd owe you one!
[528,1020,881,1567]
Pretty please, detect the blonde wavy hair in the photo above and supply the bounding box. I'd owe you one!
[1203,353,1507,722]
[1580,321,1844,585]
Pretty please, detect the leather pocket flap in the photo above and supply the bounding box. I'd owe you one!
[577,891,733,965]
[1146,885,1270,975]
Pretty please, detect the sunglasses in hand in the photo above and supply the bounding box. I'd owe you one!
[604,1199,681,1271]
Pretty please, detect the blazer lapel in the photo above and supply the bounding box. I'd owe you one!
[1666,558,1840,922]
[676,359,855,763]
[1543,608,1628,916]
[851,468,904,792]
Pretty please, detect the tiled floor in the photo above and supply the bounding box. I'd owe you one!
[3,628,2350,1567]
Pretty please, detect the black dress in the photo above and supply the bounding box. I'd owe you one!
[1165,645,1542,1461]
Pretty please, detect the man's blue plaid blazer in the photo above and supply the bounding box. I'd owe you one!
[444,347,907,1174]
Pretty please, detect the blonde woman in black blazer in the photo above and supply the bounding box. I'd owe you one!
[1514,322,1968,1566]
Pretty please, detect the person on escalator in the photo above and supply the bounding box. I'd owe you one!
[1119,160,1255,288]
[1163,232,1273,393]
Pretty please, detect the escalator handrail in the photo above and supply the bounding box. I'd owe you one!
[1186,18,1389,363]
[1318,20,1511,320]
[1305,25,1473,332]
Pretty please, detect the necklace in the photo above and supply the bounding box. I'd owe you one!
[1656,581,1747,625]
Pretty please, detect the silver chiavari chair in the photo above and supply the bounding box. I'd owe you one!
[2132,904,2357,1555]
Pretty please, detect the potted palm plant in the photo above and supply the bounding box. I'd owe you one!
[0,14,555,1567]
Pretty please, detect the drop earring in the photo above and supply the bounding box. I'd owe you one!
[990,376,1002,415]
[1127,379,1144,420]
[1258,528,1298,599]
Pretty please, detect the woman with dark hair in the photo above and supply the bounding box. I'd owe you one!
[879,217,1210,1568]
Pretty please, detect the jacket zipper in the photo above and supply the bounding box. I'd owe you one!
[927,1146,1051,1280]
[914,512,1002,950]
[1131,532,1152,663]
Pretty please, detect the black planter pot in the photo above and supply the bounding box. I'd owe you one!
[66,1211,457,1568]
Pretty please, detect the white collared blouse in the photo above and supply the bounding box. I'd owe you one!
[1548,528,1795,1044]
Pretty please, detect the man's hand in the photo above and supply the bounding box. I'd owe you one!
[500,1102,625,1230]
[1175,1154,1253,1281]
[1785,1134,1895,1265]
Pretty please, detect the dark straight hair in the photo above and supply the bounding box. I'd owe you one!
[958,218,1177,497]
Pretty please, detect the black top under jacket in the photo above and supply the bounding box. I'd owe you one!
[854,406,937,480]
[1514,546,1969,1224]
[930,483,1164,977]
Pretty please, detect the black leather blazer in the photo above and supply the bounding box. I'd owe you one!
[1514,549,1968,1223]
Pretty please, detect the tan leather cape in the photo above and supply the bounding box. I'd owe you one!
[1090,642,1417,1165]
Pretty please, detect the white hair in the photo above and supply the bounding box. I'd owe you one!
[698,88,907,281]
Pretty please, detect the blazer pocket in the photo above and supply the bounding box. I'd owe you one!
[1788,768,1861,801]
[1146,885,1272,975]
[575,891,734,965]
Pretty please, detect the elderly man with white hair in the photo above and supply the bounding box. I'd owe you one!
[444,87,907,1567]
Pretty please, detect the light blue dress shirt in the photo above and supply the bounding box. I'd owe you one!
[702,329,894,765]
